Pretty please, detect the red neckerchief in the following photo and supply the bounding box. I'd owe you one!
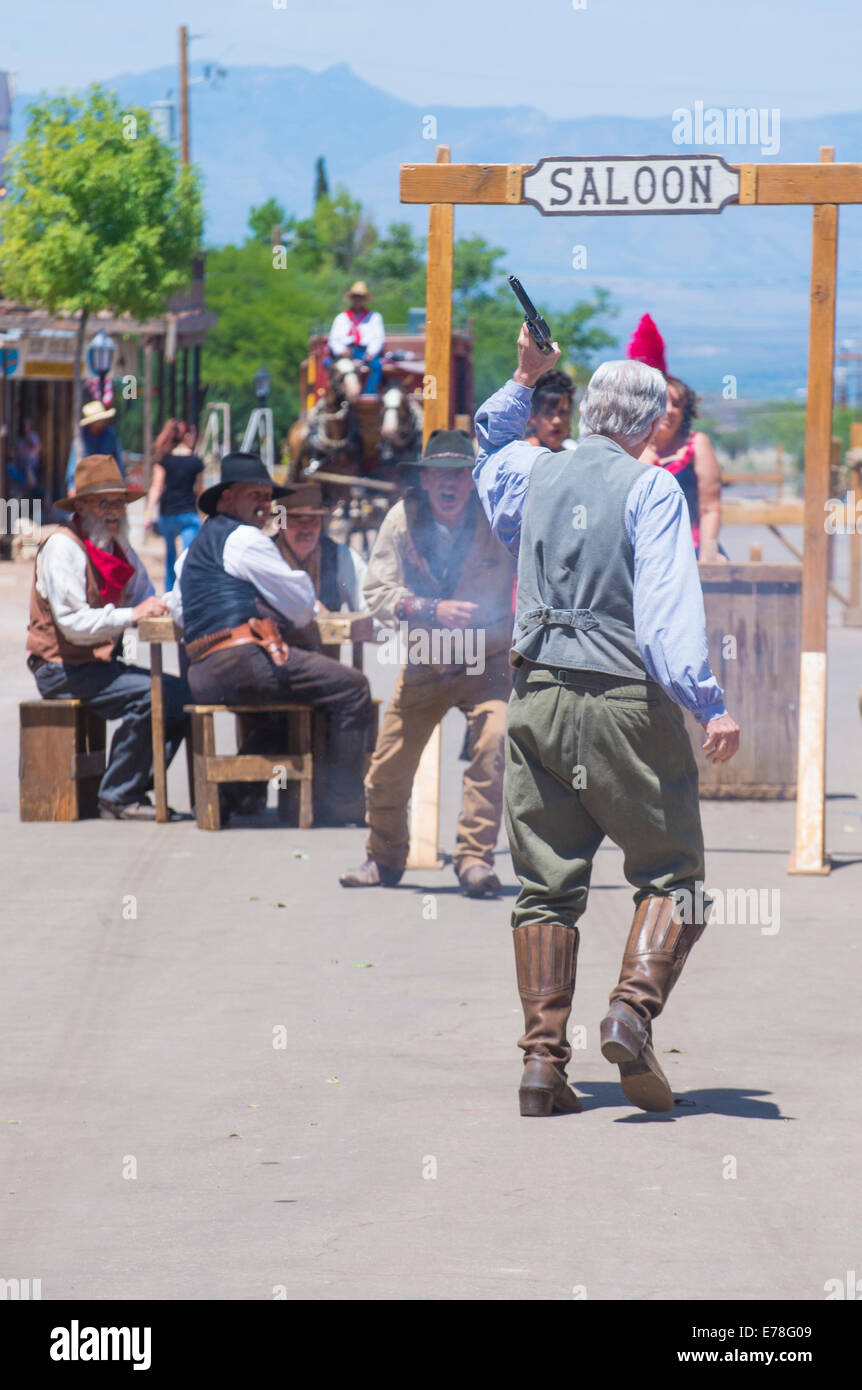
[73,515,135,604]
[345,307,369,346]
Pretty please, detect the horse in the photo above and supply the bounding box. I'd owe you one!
[286,358,363,497]
[378,383,423,475]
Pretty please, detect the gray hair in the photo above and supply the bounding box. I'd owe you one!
[579,359,667,445]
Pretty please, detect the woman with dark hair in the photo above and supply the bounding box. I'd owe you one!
[144,420,204,590]
[627,315,727,562]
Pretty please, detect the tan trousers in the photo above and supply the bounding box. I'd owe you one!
[365,649,510,874]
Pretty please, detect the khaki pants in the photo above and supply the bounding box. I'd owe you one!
[506,663,706,930]
[365,649,511,873]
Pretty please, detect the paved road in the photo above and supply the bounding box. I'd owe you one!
[1,544,861,1301]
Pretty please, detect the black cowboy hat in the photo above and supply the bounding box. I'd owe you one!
[198,452,290,517]
[403,428,476,469]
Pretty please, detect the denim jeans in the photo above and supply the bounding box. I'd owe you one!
[158,512,201,590]
[34,659,190,808]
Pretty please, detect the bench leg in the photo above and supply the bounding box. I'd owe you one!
[276,709,314,828]
[191,711,221,830]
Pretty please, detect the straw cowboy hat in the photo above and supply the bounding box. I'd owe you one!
[80,400,117,429]
[55,455,145,512]
[344,281,372,300]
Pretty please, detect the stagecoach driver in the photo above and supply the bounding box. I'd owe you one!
[327,281,386,400]
[473,327,740,1117]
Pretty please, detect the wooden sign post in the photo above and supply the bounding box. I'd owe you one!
[406,145,452,870]
[402,146,862,876]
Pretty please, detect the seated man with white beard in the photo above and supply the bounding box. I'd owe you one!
[25,455,191,820]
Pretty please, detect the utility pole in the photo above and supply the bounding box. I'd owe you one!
[179,26,190,164]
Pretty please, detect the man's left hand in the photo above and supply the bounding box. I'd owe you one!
[513,324,561,389]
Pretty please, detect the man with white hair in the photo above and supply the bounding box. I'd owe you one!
[473,327,739,1117]
[26,455,190,820]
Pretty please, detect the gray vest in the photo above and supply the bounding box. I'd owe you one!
[512,434,651,679]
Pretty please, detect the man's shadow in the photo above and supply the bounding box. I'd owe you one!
[572,1078,790,1122]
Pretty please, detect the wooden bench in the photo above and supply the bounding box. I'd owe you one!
[19,699,107,821]
[186,698,382,831]
[185,703,316,831]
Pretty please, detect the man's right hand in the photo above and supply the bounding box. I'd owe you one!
[513,323,561,389]
[435,600,479,629]
[132,596,169,623]
[702,712,740,763]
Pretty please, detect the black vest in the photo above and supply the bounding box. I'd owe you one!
[180,514,261,643]
[318,535,342,612]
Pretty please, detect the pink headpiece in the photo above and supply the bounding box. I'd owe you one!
[626,314,667,374]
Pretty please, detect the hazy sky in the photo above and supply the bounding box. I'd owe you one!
[5,0,861,118]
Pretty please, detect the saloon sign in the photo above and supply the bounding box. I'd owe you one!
[522,154,740,216]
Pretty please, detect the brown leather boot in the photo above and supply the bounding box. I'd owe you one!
[513,921,582,1117]
[600,895,706,1112]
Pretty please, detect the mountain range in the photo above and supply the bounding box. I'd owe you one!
[11,62,862,398]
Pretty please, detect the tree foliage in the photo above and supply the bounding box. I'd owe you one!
[313,156,329,205]
[0,84,203,457]
[0,85,202,320]
[247,198,291,245]
[203,180,619,443]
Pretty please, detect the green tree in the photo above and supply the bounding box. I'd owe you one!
[247,197,291,244]
[356,221,425,288]
[293,187,376,274]
[453,235,507,307]
[0,84,203,464]
[313,156,329,205]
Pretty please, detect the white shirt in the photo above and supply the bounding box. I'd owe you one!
[328,309,385,359]
[166,523,316,631]
[35,530,153,646]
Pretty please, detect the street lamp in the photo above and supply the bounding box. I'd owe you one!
[87,330,116,400]
[254,365,271,406]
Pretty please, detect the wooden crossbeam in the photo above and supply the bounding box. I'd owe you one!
[402,141,855,880]
[400,160,862,207]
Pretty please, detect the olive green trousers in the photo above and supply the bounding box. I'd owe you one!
[505,663,706,930]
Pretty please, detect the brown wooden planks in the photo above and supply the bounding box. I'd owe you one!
[401,160,862,209]
[401,162,527,205]
[424,146,454,439]
[685,564,801,798]
[752,162,862,205]
[19,700,106,821]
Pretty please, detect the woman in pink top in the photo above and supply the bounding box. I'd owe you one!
[628,315,727,562]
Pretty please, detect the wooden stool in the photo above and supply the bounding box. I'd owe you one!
[19,699,106,822]
[185,704,314,830]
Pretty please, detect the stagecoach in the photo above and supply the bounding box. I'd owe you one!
[286,318,474,550]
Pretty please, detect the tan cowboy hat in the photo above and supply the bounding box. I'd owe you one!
[80,400,117,428]
[280,482,332,517]
[55,455,145,512]
[344,281,371,300]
